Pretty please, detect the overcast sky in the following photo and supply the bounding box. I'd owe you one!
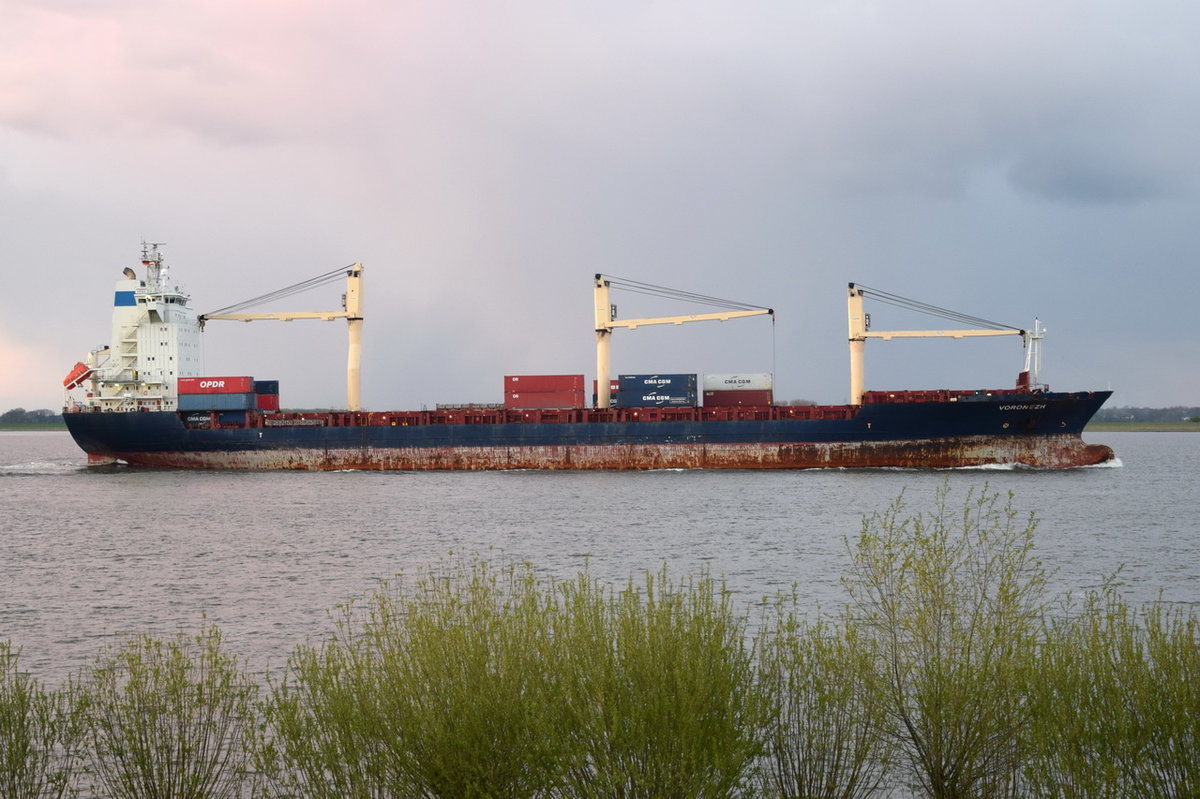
[3,0,1197,413]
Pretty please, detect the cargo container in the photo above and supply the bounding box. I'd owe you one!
[617,374,698,407]
[253,379,280,395]
[178,376,255,395]
[256,394,280,411]
[592,379,620,407]
[504,374,585,392]
[703,389,774,407]
[177,392,257,411]
[702,373,773,392]
[218,411,249,425]
[504,389,586,409]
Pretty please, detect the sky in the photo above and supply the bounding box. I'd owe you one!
[2,0,1197,413]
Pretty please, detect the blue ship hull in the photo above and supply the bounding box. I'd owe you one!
[64,390,1115,470]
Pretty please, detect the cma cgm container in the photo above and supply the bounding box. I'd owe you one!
[177,392,257,411]
[704,389,774,407]
[617,374,698,407]
[178,376,255,395]
[702,373,773,392]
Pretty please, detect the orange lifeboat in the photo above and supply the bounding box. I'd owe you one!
[63,362,93,389]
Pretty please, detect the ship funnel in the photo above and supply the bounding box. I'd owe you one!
[123,267,137,279]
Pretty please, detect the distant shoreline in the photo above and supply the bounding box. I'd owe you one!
[1086,422,1200,432]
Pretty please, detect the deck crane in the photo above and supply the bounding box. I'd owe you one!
[200,264,364,410]
[847,282,1027,405]
[594,275,773,409]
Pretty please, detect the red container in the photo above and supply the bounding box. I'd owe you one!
[504,374,585,392]
[178,376,255,395]
[504,389,585,409]
[703,389,774,407]
[256,394,280,411]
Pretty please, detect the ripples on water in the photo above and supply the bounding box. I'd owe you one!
[1,431,1196,684]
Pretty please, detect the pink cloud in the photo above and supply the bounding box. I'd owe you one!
[0,1,417,145]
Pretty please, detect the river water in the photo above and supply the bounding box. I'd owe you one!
[1,430,1197,685]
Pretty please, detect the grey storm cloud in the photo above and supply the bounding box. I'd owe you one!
[1008,149,1176,205]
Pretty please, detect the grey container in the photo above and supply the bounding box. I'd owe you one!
[702,373,773,391]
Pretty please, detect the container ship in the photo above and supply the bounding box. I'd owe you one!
[62,245,1115,471]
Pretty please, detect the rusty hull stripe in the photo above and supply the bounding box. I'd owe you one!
[108,435,1115,471]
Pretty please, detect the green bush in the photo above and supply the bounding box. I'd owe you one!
[842,484,1047,798]
[81,625,259,799]
[263,560,572,798]
[262,561,764,798]
[756,612,891,798]
[0,641,83,799]
[554,567,765,798]
[1025,584,1200,797]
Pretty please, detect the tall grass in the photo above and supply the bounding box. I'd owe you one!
[0,641,83,799]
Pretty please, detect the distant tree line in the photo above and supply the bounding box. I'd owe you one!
[0,408,63,425]
[1093,406,1200,423]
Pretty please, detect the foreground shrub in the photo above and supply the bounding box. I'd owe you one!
[1025,584,1200,797]
[555,567,764,798]
[0,641,83,799]
[263,561,763,798]
[756,613,891,798]
[843,484,1047,798]
[81,625,259,799]
[263,560,571,798]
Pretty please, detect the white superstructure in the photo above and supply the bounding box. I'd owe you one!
[65,244,201,412]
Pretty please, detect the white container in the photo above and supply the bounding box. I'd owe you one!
[702,373,773,391]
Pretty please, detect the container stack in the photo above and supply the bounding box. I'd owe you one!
[253,379,280,411]
[702,373,774,406]
[616,374,698,407]
[503,375,586,409]
[177,376,258,411]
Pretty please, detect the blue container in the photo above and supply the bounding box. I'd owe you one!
[253,379,280,395]
[617,374,698,407]
[218,411,248,425]
[178,392,257,411]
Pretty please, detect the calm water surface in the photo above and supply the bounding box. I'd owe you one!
[1,430,1197,684]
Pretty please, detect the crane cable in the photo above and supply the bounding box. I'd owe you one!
[603,275,772,314]
[604,274,777,374]
[201,265,355,318]
[855,284,1022,332]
